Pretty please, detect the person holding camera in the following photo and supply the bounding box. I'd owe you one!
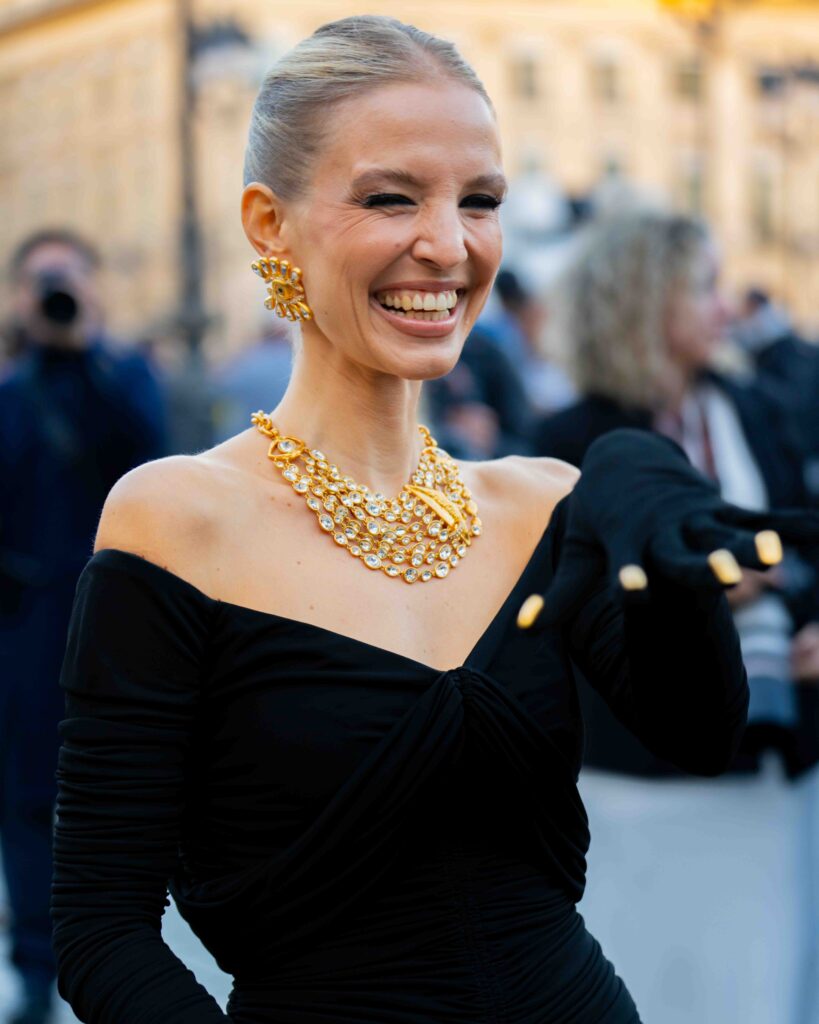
[0,229,166,1024]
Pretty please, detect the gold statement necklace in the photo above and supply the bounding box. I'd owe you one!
[251,411,482,583]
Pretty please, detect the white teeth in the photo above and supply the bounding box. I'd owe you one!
[375,289,462,316]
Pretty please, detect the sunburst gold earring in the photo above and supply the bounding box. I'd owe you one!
[251,256,313,321]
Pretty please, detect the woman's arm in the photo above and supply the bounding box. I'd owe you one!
[52,473,230,1023]
[566,561,748,776]
[525,431,819,776]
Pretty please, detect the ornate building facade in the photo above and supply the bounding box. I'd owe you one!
[1,0,817,356]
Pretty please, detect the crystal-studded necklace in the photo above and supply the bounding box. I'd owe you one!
[251,411,482,583]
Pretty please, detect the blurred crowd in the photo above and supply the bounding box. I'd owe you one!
[1,202,818,1023]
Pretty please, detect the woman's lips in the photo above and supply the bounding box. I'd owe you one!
[370,294,463,338]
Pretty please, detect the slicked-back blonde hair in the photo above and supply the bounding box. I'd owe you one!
[243,15,492,200]
[562,208,710,409]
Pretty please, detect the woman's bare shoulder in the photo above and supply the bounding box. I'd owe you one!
[464,454,578,545]
[470,453,579,506]
[95,427,281,588]
[95,454,214,554]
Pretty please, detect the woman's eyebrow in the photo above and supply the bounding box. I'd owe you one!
[466,173,508,197]
[350,169,508,196]
[350,169,421,192]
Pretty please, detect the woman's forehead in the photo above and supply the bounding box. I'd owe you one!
[313,80,502,183]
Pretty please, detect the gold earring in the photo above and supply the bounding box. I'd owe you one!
[251,256,313,322]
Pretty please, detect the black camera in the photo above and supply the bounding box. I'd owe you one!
[36,272,80,326]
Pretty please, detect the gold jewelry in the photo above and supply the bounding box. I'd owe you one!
[708,548,743,585]
[618,564,648,591]
[755,530,783,566]
[251,412,481,583]
[516,594,544,629]
[251,256,313,321]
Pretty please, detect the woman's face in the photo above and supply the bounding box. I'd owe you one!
[261,79,505,380]
[664,240,730,374]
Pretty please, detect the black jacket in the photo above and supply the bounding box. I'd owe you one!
[533,374,819,778]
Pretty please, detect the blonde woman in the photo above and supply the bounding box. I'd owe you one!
[535,208,819,1024]
[51,20,817,1024]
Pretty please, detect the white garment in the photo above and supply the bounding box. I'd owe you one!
[672,385,796,727]
[698,384,796,727]
[579,761,819,1024]
[580,385,817,1023]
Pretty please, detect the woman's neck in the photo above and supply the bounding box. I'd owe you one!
[269,344,427,498]
[657,363,696,416]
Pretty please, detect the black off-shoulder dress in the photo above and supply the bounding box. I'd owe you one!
[51,496,748,1024]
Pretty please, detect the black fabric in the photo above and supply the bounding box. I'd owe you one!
[535,428,819,631]
[750,333,819,459]
[531,394,652,471]
[533,378,819,778]
[52,513,748,1023]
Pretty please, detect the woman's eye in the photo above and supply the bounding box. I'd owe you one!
[361,193,415,208]
[460,194,503,210]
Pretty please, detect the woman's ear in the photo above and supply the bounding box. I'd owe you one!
[241,182,291,257]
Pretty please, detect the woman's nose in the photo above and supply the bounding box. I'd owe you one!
[411,206,468,270]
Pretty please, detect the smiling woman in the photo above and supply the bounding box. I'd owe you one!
[241,75,504,378]
[49,14,819,1024]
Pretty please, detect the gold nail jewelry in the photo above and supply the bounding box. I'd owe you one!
[618,564,648,591]
[708,548,743,585]
[251,257,313,321]
[517,594,544,629]
[251,412,481,583]
[755,530,783,566]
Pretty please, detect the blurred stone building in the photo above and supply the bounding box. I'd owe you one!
[0,0,818,359]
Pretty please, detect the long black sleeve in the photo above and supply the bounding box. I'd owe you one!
[569,579,749,776]
[52,553,230,1023]
[550,499,750,777]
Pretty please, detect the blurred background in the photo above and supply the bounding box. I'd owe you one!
[1,0,818,372]
[0,1,818,1022]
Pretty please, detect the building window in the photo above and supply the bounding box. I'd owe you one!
[591,55,620,104]
[677,156,705,216]
[756,66,787,100]
[510,54,539,101]
[751,163,777,244]
[602,154,624,179]
[517,147,542,176]
[675,57,703,100]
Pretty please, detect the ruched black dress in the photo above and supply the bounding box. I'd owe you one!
[51,496,749,1024]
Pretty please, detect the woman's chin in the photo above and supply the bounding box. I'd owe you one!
[377,338,465,381]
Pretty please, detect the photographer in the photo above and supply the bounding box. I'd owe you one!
[0,229,165,1024]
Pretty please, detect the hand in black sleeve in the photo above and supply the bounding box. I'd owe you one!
[52,554,231,1023]
[518,429,819,775]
